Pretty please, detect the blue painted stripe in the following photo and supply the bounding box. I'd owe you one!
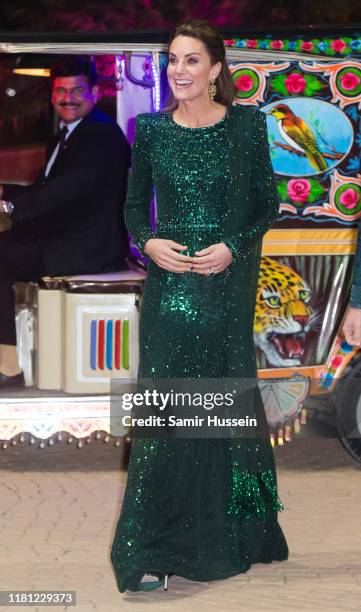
[90,320,97,370]
[106,319,113,370]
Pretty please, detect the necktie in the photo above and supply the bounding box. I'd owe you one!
[56,125,69,156]
[44,125,69,179]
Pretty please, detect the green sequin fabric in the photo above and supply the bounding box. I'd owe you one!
[111,106,289,592]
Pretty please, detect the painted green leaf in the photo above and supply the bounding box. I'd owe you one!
[271,74,288,96]
[277,180,289,201]
[307,179,325,202]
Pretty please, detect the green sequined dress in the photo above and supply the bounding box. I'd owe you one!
[111,106,289,592]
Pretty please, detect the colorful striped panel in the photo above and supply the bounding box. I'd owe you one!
[90,318,129,371]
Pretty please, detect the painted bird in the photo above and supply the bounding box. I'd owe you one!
[269,104,328,172]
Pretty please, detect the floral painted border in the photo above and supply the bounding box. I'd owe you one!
[228,54,361,222]
[224,37,361,57]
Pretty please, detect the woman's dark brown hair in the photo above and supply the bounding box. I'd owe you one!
[162,19,235,113]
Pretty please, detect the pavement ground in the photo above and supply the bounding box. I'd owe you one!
[0,417,360,612]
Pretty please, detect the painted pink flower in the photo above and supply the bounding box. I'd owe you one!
[340,72,361,91]
[285,72,307,94]
[224,39,236,46]
[287,179,311,202]
[331,355,343,368]
[339,188,360,209]
[246,39,257,48]
[331,39,347,52]
[235,74,254,92]
[270,40,284,50]
[301,41,314,51]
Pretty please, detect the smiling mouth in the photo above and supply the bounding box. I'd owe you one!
[268,331,305,359]
[174,79,193,88]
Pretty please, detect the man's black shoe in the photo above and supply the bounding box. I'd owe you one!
[0,372,25,389]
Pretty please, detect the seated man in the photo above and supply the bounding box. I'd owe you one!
[0,55,131,388]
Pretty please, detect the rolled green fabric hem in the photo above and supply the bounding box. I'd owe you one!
[349,284,361,309]
[134,231,158,257]
[221,236,257,261]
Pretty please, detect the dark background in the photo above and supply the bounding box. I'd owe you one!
[0,0,360,31]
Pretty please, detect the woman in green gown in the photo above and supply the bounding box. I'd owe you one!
[111,19,289,592]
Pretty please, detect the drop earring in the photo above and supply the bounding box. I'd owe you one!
[208,77,217,100]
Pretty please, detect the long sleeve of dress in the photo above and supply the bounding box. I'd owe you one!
[349,215,361,308]
[124,114,157,256]
[222,110,280,262]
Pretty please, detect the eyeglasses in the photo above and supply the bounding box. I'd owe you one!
[52,86,90,98]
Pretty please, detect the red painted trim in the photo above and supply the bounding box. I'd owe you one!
[98,319,105,370]
[115,320,121,370]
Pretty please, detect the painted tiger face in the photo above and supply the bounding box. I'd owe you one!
[254,257,314,367]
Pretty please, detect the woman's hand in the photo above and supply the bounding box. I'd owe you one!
[144,238,193,273]
[191,242,233,275]
[342,305,361,347]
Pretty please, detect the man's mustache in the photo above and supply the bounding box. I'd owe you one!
[59,103,79,107]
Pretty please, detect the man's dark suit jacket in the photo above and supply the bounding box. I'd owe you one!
[3,107,131,276]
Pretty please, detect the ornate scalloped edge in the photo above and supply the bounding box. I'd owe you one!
[224,37,361,57]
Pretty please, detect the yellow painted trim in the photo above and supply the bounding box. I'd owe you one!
[262,228,357,255]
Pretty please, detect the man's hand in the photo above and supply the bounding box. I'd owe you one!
[342,305,361,347]
[144,238,193,273]
[190,242,233,275]
[0,211,12,232]
[0,192,12,231]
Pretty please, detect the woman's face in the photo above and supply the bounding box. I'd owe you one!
[167,35,221,103]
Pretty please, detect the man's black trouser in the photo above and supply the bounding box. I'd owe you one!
[0,226,45,346]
